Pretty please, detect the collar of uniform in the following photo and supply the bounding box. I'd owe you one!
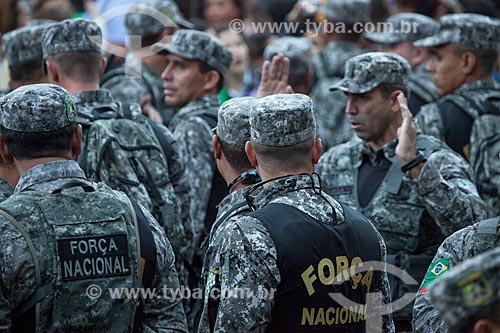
[217,187,248,214]
[246,174,318,210]
[0,178,14,197]
[176,94,220,116]
[360,139,398,164]
[74,89,115,106]
[454,79,500,94]
[15,160,88,194]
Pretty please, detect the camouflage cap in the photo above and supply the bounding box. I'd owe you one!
[330,52,410,93]
[264,37,312,77]
[364,13,439,45]
[125,0,194,37]
[42,19,103,59]
[250,94,316,147]
[153,29,232,78]
[0,84,77,133]
[324,0,371,24]
[414,13,500,51]
[2,21,55,65]
[430,246,500,333]
[216,97,255,149]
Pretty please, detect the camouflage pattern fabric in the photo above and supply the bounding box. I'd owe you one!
[0,160,188,331]
[101,53,176,125]
[200,174,395,332]
[323,0,371,24]
[316,135,488,319]
[312,76,354,151]
[312,40,366,80]
[74,89,194,288]
[1,22,54,65]
[42,19,103,58]
[408,65,439,115]
[168,94,220,251]
[0,179,14,202]
[0,84,76,132]
[125,0,194,37]
[216,97,255,148]
[154,30,232,78]
[250,94,316,147]
[264,37,312,77]
[413,220,500,333]
[414,13,500,51]
[330,52,411,94]
[430,246,500,332]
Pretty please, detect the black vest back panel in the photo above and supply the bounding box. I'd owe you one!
[248,202,382,333]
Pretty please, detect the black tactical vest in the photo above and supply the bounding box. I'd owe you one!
[248,202,382,332]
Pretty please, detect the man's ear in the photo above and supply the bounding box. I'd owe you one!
[46,60,59,83]
[0,135,14,165]
[99,56,108,78]
[245,141,258,167]
[212,134,222,159]
[462,51,478,76]
[312,138,322,165]
[411,47,428,67]
[203,70,220,92]
[71,125,82,159]
[473,319,497,333]
[389,90,404,113]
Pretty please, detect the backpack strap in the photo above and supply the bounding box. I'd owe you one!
[464,217,500,259]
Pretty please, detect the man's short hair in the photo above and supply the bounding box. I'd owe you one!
[452,44,498,75]
[379,82,410,99]
[252,137,315,173]
[199,61,224,92]
[49,52,102,84]
[9,58,44,82]
[220,140,252,173]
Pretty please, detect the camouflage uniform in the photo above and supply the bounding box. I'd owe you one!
[0,84,187,332]
[101,0,194,125]
[363,13,440,115]
[414,14,500,157]
[204,94,395,333]
[318,53,487,324]
[0,179,14,202]
[156,29,233,248]
[428,247,500,332]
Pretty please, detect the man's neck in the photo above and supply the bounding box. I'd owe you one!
[0,166,19,187]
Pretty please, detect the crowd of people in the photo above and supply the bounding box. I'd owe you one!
[1,0,500,332]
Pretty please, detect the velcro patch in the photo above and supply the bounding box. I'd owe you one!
[458,272,492,307]
[57,234,131,281]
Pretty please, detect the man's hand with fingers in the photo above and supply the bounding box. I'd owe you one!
[256,53,294,98]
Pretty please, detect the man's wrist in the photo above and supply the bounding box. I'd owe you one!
[401,153,427,173]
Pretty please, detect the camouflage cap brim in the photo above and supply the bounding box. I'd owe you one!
[414,28,456,48]
[329,78,377,94]
[152,42,198,60]
[363,31,405,45]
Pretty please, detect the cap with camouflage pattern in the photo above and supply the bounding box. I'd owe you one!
[364,13,439,45]
[153,30,232,78]
[264,37,312,77]
[414,13,500,51]
[323,0,371,24]
[42,19,103,59]
[125,0,194,37]
[216,97,255,149]
[330,52,410,93]
[430,246,500,333]
[2,21,55,65]
[0,84,77,133]
[250,94,316,147]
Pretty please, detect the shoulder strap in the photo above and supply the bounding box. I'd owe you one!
[464,217,500,259]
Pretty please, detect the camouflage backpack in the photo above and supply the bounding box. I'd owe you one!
[77,103,185,255]
[444,91,500,216]
[0,181,149,331]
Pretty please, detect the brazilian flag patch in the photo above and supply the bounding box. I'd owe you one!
[418,258,450,294]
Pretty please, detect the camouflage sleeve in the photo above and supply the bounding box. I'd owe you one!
[139,205,189,333]
[0,215,37,330]
[415,103,445,141]
[102,75,149,105]
[172,118,215,245]
[212,216,280,332]
[415,149,487,236]
[412,227,473,333]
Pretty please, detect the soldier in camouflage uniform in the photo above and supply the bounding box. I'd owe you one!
[414,14,500,159]
[1,20,54,91]
[264,36,313,95]
[413,215,500,332]
[0,84,187,331]
[196,97,259,332]
[204,93,395,332]
[316,52,487,331]
[428,247,500,332]
[311,0,372,151]
[41,19,193,287]
[364,13,440,115]
[101,0,194,125]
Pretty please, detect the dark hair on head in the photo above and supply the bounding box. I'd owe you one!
[252,137,315,173]
[199,61,225,92]
[49,52,103,84]
[0,124,75,160]
[9,58,44,82]
[220,139,252,173]
[379,82,410,99]
[452,44,499,75]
